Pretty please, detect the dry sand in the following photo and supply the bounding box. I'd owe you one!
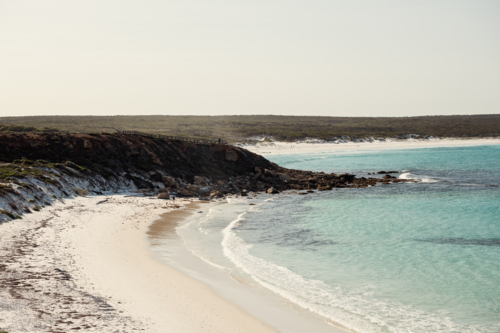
[0,195,277,333]
[245,138,500,156]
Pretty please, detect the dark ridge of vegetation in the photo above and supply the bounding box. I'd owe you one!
[0,115,499,141]
[0,124,59,133]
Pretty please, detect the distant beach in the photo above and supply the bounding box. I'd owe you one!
[243,137,500,156]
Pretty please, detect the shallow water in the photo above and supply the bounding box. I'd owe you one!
[172,145,500,333]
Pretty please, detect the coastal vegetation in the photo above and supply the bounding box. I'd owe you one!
[0,124,59,133]
[1,115,500,141]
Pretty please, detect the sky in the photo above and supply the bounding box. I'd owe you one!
[1,0,499,117]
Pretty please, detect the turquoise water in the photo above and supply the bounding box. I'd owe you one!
[177,145,500,333]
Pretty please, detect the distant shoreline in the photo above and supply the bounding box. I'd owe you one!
[243,137,500,156]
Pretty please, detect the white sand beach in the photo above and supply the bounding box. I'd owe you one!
[244,138,500,156]
[0,195,278,333]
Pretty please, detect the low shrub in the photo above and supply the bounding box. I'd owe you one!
[0,209,17,219]
[73,187,89,196]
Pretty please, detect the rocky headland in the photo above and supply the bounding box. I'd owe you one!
[0,132,414,333]
[0,132,408,222]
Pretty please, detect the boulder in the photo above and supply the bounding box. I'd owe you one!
[150,173,163,182]
[83,140,92,149]
[194,176,209,185]
[264,169,277,177]
[240,190,248,196]
[164,176,176,187]
[317,185,331,191]
[267,187,278,194]
[178,189,197,197]
[185,184,201,192]
[210,190,224,198]
[199,186,211,194]
[158,192,170,199]
[338,173,355,182]
[382,174,395,179]
[278,173,290,181]
[252,167,262,181]
[255,181,265,189]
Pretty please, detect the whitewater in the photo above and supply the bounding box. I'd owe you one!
[154,144,500,333]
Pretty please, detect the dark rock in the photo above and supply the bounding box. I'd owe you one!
[178,189,197,197]
[255,181,265,189]
[264,169,277,177]
[150,173,163,182]
[164,176,176,187]
[252,167,263,181]
[278,173,290,181]
[210,190,224,198]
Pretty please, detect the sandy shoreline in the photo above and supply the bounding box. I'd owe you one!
[6,139,496,332]
[244,138,500,156]
[0,195,278,333]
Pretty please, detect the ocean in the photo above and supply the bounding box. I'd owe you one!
[155,145,500,333]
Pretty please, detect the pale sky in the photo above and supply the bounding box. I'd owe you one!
[1,0,499,117]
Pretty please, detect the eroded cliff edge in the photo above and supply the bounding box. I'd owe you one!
[0,132,400,222]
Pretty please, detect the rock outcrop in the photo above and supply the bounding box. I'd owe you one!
[0,132,412,222]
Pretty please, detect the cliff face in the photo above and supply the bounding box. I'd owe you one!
[0,132,404,222]
[0,132,275,187]
[0,132,279,221]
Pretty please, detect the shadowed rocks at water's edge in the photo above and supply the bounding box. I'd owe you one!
[0,132,413,222]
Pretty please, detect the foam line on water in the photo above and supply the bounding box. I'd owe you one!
[221,209,496,333]
[399,172,439,183]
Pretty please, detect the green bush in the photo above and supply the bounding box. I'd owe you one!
[73,187,89,196]
[0,209,18,219]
